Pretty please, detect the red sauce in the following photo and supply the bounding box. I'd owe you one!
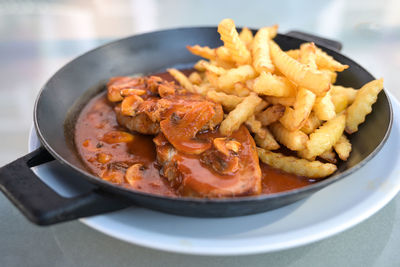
[75,92,315,197]
[75,93,176,196]
[260,164,313,194]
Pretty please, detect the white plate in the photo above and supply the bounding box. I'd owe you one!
[29,94,400,256]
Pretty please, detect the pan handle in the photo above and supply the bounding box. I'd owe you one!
[0,147,130,225]
[285,30,342,51]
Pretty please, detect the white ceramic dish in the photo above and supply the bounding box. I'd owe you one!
[29,94,400,256]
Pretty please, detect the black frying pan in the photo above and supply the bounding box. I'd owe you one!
[0,28,393,225]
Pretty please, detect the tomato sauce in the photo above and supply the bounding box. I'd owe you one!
[75,92,315,197]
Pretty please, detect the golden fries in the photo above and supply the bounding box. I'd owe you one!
[285,49,299,60]
[217,65,256,90]
[216,46,234,63]
[252,27,276,73]
[313,91,336,120]
[269,122,308,151]
[265,96,296,106]
[331,90,348,113]
[346,79,384,134]
[299,42,317,69]
[218,18,252,65]
[257,148,337,178]
[253,71,297,97]
[182,18,384,180]
[254,100,269,114]
[167,68,194,93]
[333,135,352,161]
[331,85,358,104]
[188,72,202,85]
[320,69,337,83]
[279,87,316,131]
[239,27,254,48]
[186,45,216,61]
[207,91,243,111]
[246,115,280,150]
[315,47,349,72]
[256,104,285,126]
[319,148,337,164]
[196,60,227,75]
[302,114,346,159]
[270,41,331,96]
[300,112,321,134]
[220,93,262,136]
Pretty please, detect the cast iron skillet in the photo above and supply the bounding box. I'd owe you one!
[0,28,393,225]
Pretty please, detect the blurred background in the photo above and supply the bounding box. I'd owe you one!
[0,0,399,165]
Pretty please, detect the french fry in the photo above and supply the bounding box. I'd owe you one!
[239,27,254,48]
[320,69,337,83]
[269,41,331,96]
[303,114,346,159]
[257,148,337,178]
[246,115,280,150]
[346,79,384,134]
[253,71,297,97]
[218,18,252,65]
[267,24,278,38]
[285,49,300,60]
[254,100,269,114]
[298,42,336,121]
[195,83,214,96]
[167,68,194,93]
[184,20,384,180]
[315,47,349,72]
[195,60,227,75]
[313,91,336,120]
[265,96,296,107]
[216,46,234,63]
[207,91,243,111]
[217,65,256,90]
[269,122,308,151]
[220,93,262,136]
[300,112,321,134]
[331,85,358,105]
[333,135,352,161]
[256,104,285,126]
[245,79,255,90]
[279,87,316,131]
[331,91,348,113]
[215,58,237,69]
[188,72,202,85]
[252,27,275,73]
[299,42,317,69]
[194,60,207,71]
[205,71,219,88]
[231,83,251,97]
[186,45,216,61]
[318,148,337,164]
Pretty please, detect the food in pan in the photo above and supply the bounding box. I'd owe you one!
[75,18,384,198]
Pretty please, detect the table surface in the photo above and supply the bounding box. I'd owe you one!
[1,0,400,266]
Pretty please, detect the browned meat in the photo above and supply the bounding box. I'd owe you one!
[154,126,262,198]
[109,76,223,135]
[107,75,261,198]
[115,106,160,135]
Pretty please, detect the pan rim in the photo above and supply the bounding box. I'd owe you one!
[33,26,394,204]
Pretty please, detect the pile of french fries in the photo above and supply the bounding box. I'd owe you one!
[167,18,384,179]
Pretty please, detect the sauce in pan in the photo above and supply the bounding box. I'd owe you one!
[75,89,315,197]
